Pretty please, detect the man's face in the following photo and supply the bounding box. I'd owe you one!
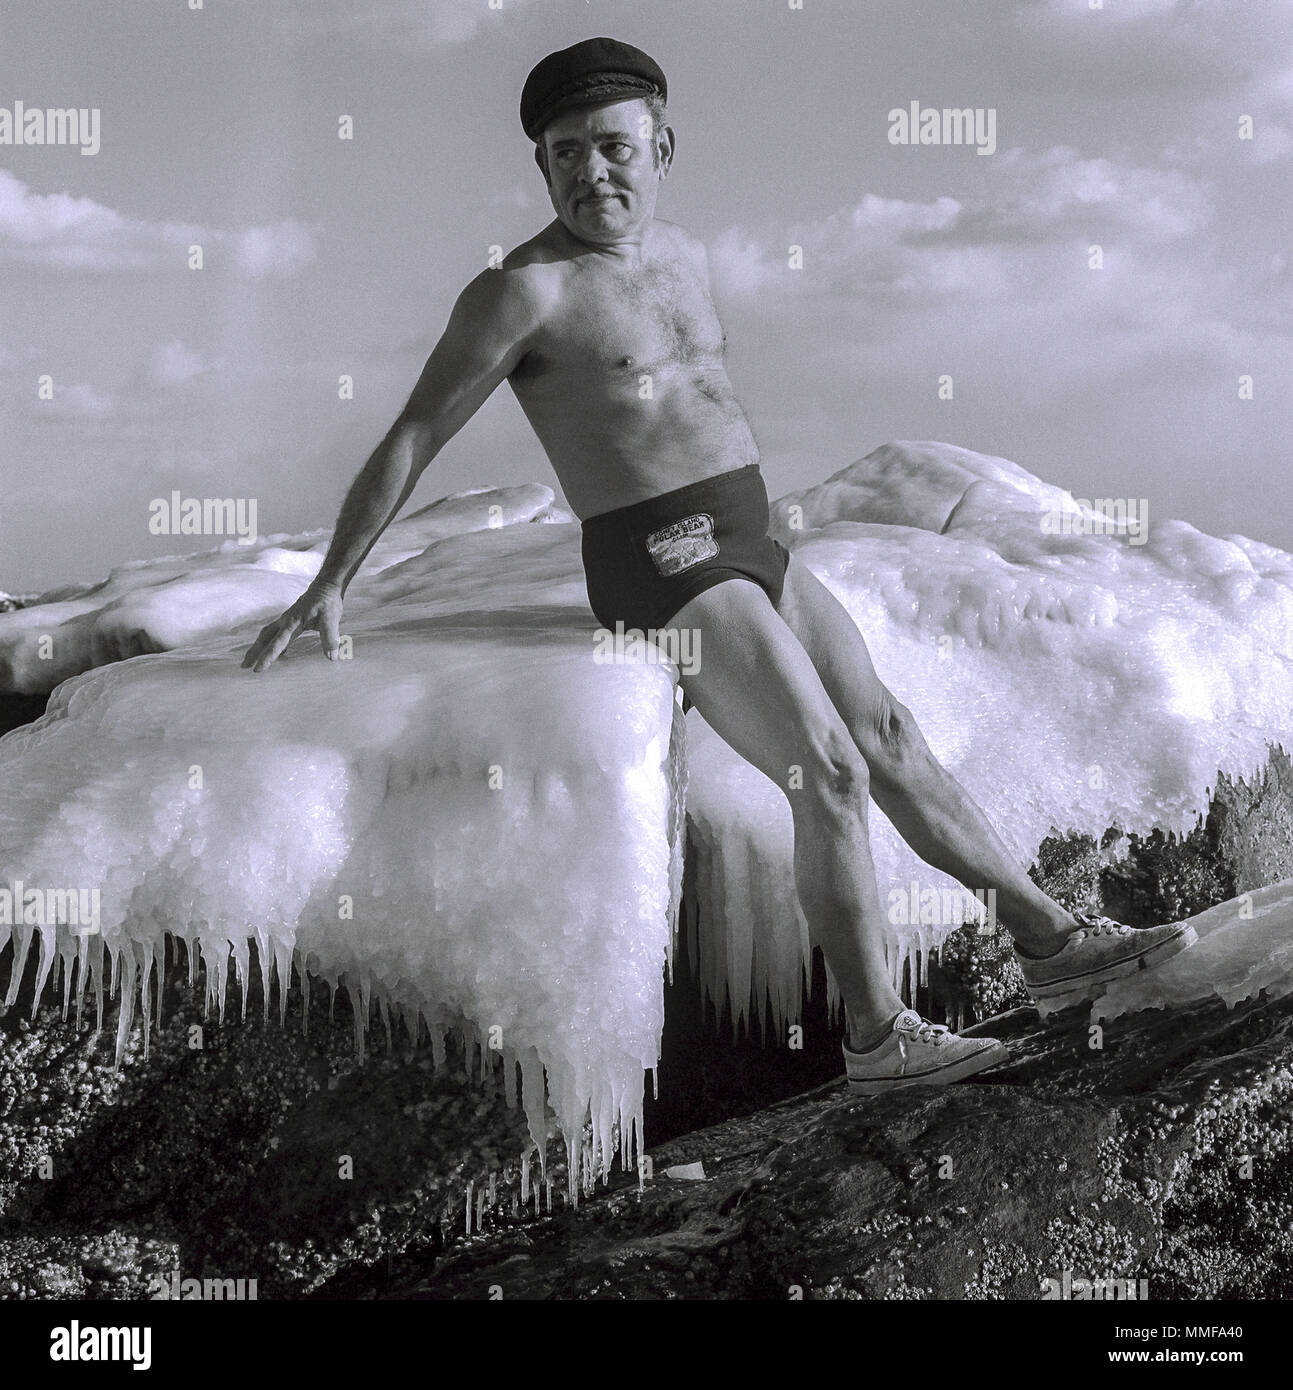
[539,98,671,244]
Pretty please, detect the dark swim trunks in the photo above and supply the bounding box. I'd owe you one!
[580,463,792,632]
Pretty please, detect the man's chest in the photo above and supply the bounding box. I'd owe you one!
[537,260,726,375]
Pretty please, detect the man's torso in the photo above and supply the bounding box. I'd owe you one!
[505,219,759,518]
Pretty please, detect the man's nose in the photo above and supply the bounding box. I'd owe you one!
[575,151,610,184]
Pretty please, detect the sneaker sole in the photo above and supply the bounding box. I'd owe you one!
[1024,923,1198,1004]
[845,1039,1009,1093]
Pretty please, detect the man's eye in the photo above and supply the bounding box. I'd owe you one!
[606,143,632,158]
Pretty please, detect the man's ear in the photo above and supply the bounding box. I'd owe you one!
[656,124,676,179]
[534,142,550,184]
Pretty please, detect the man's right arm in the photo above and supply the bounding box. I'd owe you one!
[242,267,541,672]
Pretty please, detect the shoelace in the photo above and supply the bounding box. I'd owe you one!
[897,1017,950,1066]
[1071,912,1132,942]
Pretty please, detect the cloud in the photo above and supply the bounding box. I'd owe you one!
[0,170,317,275]
[976,148,1213,241]
[143,340,210,389]
[273,0,538,50]
[232,222,316,277]
[29,381,114,421]
[710,147,1212,302]
[1009,0,1293,98]
[1031,0,1180,19]
[1248,119,1293,166]
[853,194,961,235]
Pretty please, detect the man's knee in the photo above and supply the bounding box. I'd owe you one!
[797,729,870,812]
[863,695,935,782]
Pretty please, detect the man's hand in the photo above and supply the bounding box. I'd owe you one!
[241,581,343,673]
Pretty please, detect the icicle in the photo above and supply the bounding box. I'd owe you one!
[350,979,366,1061]
[30,927,55,1020]
[488,1170,497,1206]
[60,946,73,1021]
[231,936,250,1022]
[92,933,105,1035]
[475,1186,486,1230]
[139,942,155,1062]
[73,932,90,1031]
[214,949,229,1025]
[4,927,29,1008]
[113,946,137,1068]
[253,930,269,1024]
[520,1152,531,1204]
[502,1048,518,1110]
[156,935,167,1035]
[464,1181,473,1236]
[519,1049,548,1185]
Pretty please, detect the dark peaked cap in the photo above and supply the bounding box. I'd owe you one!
[520,37,666,141]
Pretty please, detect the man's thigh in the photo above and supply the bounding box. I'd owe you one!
[669,578,863,796]
[773,555,914,763]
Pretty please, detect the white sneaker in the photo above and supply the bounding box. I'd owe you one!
[1015,912,1197,1006]
[842,1009,1009,1093]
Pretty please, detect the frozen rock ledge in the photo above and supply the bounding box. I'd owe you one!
[3,443,1292,1197]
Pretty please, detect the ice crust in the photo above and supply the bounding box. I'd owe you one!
[1090,880,1293,1022]
[0,484,568,695]
[688,441,1293,1030]
[2,497,681,1193]
[3,442,1293,1183]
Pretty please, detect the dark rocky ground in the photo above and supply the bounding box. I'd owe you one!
[0,736,1290,1300]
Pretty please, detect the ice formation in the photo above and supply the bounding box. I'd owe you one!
[0,484,565,695]
[3,441,1293,1190]
[1,490,684,1194]
[1090,879,1293,1024]
[687,441,1293,1031]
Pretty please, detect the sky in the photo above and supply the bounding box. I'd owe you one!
[1,0,1290,592]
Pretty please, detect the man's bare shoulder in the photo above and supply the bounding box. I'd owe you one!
[444,223,576,324]
[651,218,710,272]
[445,228,571,344]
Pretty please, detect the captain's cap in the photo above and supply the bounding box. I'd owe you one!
[520,37,666,142]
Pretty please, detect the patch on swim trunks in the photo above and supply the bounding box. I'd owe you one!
[644,513,719,577]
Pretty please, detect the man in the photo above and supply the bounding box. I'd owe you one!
[242,38,1195,1092]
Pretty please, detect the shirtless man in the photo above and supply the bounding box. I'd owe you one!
[241,38,1195,1091]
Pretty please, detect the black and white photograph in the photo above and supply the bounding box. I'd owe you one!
[0,0,1289,1345]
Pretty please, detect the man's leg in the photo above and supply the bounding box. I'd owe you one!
[773,558,1076,957]
[670,579,907,1048]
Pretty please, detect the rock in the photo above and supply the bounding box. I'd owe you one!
[1,750,1290,1299]
[389,990,1293,1299]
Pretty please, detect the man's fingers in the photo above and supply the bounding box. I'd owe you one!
[254,622,300,672]
[241,620,283,669]
[319,606,342,660]
[244,614,302,672]
[241,594,344,672]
